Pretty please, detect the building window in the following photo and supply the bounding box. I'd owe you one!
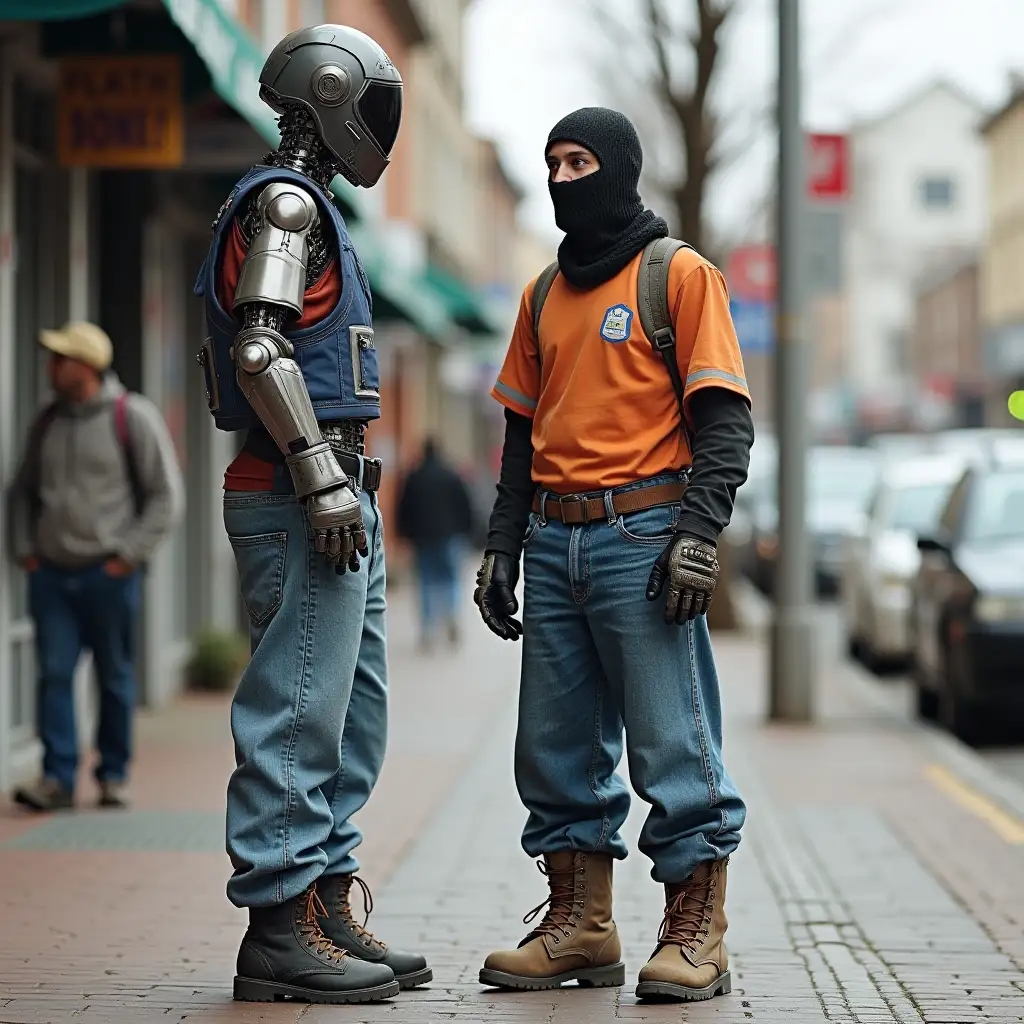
[300,0,325,23]
[919,176,955,210]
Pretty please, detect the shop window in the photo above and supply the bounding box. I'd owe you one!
[919,176,955,210]
[13,79,55,158]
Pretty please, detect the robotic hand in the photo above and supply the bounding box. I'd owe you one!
[235,324,368,573]
[305,480,368,573]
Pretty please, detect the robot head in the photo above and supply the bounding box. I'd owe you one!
[260,25,403,188]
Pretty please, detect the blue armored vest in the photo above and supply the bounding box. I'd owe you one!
[194,165,380,432]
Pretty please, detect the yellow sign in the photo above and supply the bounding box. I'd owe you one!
[59,56,184,169]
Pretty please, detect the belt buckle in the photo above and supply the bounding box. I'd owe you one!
[556,493,590,523]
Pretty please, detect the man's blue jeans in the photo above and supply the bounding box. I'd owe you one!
[516,475,746,884]
[415,537,461,639]
[29,562,140,791]
[223,485,387,908]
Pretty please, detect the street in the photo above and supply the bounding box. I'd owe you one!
[2,572,1024,1023]
[795,593,1024,789]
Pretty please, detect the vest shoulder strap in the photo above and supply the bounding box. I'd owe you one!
[530,261,560,345]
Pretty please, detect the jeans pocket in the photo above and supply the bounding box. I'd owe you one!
[229,532,288,626]
[522,512,542,548]
[614,505,679,545]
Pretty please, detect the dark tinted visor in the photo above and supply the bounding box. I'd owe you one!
[356,81,402,156]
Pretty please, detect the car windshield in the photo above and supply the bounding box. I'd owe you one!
[885,481,953,533]
[964,469,1024,544]
[809,451,879,506]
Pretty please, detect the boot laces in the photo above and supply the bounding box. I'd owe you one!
[297,888,347,961]
[336,875,387,952]
[659,871,716,951]
[523,859,582,941]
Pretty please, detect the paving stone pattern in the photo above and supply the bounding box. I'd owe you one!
[1,584,1023,1022]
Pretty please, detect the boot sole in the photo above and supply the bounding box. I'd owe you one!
[479,962,626,991]
[233,976,400,1004]
[396,967,433,989]
[14,792,73,813]
[635,969,732,1002]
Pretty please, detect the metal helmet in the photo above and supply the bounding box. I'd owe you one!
[259,25,403,188]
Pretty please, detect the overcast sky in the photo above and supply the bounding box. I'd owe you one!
[463,0,1024,246]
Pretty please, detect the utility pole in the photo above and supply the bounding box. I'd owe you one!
[770,0,815,721]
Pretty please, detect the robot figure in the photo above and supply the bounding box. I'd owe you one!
[195,26,429,1004]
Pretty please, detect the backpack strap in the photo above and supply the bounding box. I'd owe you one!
[114,392,145,516]
[22,402,59,506]
[637,237,694,449]
[530,261,560,345]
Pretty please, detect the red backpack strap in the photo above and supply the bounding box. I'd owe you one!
[114,392,129,448]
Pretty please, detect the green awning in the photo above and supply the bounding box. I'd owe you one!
[346,224,454,341]
[1,0,125,16]
[157,0,366,221]
[422,265,501,335]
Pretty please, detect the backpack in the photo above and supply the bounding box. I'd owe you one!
[530,238,693,440]
[25,391,144,515]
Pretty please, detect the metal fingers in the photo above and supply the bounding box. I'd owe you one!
[315,524,369,574]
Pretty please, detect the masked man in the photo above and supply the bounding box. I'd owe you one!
[474,108,754,1003]
[195,26,429,1004]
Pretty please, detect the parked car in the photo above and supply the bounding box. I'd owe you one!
[912,442,1024,744]
[842,454,966,670]
[751,445,880,596]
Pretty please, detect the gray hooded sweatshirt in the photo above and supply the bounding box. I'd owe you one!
[8,374,184,568]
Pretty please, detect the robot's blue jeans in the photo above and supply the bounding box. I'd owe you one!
[515,476,746,884]
[222,487,387,908]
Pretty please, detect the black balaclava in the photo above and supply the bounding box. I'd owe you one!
[547,107,668,291]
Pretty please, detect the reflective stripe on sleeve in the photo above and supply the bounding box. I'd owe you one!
[494,379,538,410]
[684,368,749,391]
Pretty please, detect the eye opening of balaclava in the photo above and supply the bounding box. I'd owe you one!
[546,106,668,291]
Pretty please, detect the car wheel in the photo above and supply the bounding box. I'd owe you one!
[938,641,987,746]
[915,682,939,720]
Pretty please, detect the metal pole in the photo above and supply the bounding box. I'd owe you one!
[770,0,815,721]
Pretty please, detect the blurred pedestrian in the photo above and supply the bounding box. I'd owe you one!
[7,321,184,812]
[474,108,753,1002]
[397,438,475,650]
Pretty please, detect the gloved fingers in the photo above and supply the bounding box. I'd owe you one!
[646,563,666,602]
[347,545,361,573]
[496,584,519,617]
[314,530,328,555]
[664,579,682,624]
[689,591,705,621]
[646,547,671,602]
[678,588,695,624]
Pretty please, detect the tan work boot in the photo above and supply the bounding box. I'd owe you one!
[479,851,625,990]
[636,858,732,1002]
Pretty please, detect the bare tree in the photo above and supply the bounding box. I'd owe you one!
[591,0,762,263]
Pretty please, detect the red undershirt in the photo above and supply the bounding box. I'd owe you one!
[218,219,342,491]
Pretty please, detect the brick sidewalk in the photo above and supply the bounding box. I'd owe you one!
[2,581,1024,1023]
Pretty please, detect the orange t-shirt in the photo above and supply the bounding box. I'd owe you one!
[219,219,343,491]
[491,247,749,494]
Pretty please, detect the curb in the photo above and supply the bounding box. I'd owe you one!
[733,577,1024,826]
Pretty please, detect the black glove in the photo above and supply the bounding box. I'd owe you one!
[645,533,719,624]
[474,551,523,641]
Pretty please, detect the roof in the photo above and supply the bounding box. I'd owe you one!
[851,79,985,135]
[980,87,1024,137]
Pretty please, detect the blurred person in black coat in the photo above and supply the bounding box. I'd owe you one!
[397,438,475,650]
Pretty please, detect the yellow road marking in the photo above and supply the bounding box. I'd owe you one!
[924,764,1024,845]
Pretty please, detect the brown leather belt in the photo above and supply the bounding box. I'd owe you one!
[532,482,686,525]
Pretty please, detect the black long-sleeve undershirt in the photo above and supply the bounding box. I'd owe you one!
[485,387,754,557]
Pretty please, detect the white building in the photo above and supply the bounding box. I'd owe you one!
[844,82,987,397]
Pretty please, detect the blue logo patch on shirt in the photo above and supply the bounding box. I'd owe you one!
[600,304,634,343]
